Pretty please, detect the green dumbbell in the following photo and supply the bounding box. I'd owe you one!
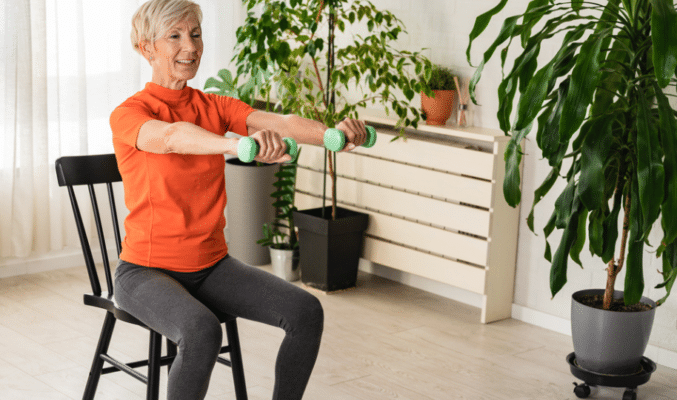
[323,125,377,152]
[237,136,298,163]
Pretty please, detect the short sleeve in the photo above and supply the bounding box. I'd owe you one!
[110,104,155,149]
[209,94,256,137]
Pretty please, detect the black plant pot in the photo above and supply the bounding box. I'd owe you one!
[293,206,369,292]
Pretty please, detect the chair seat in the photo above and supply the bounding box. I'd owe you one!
[84,292,236,328]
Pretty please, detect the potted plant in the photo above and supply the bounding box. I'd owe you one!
[257,149,302,281]
[205,70,279,266]
[420,64,457,126]
[229,0,433,291]
[467,0,677,376]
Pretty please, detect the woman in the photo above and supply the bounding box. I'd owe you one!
[110,1,367,399]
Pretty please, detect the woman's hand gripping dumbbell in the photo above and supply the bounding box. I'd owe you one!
[237,133,299,163]
[323,125,377,152]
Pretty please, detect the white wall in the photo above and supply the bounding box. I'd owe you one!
[363,0,677,364]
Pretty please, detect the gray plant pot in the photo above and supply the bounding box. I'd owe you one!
[225,158,279,266]
[269,247,300,282]
[571,289,656,375]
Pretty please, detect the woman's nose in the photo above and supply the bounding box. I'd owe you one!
[181,35,198,52]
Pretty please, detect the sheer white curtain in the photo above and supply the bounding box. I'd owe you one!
[1,0,243,261]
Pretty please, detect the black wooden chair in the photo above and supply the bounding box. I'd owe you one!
[55,153,248,400]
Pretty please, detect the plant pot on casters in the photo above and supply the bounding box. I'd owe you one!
[468,0,677,399]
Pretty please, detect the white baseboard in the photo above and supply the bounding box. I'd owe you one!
[360,259,677,370]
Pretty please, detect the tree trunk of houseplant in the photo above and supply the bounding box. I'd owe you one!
[225,158,279,265]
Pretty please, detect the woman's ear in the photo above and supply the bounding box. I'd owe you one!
[140,41,153,64]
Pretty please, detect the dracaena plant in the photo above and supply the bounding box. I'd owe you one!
[226,0,432,219]
[467,0,677,309]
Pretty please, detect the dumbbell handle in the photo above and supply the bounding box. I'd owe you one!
[237,137,298,163]
[324,125,377,152]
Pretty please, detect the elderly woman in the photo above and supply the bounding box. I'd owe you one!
[110,0,367,399]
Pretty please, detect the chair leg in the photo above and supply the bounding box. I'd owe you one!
[166,338,177,374]
[225,319,248,400]
[83,312,116,400]
[147,331,162,400]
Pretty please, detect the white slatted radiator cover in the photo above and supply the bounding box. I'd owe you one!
[295,120,522,323]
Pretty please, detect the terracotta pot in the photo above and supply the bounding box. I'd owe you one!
[421,90,456,125]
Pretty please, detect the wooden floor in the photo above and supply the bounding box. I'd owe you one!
[0,265,676,400]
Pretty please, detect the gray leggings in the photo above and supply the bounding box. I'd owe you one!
[114,255,324,400]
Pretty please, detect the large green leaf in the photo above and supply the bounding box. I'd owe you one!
[554,178,577,229]
[527,166,560,233]
[514,26,588,133]
[503,124,533,207]
[588,209,605,257]
[624,178,644,305]
[469,16,520,104]
[497,43,541,132]
[551,197,583,297]
[654,85,677,247]
[650,0,677,87]
[636,88,665,237]
[577,116,613,211]
[520,0,552,47]
[656,240,677,305]
[602,172,625,264]
[558,31,607,144]
[570,208,589,267]
[541,79,570,166]
[466,0,510,66]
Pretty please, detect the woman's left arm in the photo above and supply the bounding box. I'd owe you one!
[246,111,367,151]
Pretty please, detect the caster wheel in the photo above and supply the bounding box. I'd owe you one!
[573,382,591,398]
[622,390,637,400]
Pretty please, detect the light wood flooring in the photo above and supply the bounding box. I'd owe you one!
[0,264,676,400]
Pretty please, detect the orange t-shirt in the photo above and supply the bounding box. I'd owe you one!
[110,82,255,272]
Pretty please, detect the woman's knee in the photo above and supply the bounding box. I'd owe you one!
[285,292,324,335]
[178,312,223,354]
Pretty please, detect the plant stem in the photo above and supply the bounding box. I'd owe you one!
[604,190,632,309]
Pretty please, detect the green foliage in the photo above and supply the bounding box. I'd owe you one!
[467,0,677,306]
[424,65,457,91]
[229,0,432,130]
[257,149,302,249]
[220,0,433,219]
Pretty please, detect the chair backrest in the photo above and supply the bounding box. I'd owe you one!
[55,154,123,297]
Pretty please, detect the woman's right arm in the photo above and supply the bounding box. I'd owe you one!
[137,120,291,163]
[137,120,238,155]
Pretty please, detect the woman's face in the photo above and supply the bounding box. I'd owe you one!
[146,15,203,90]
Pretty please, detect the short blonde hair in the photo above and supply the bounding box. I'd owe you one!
[131,0,203,54]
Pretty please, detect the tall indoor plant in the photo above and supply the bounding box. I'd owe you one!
[227,0,432,291]
[467,0,677,374]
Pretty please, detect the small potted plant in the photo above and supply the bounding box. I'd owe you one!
[420,64,457,126]
[467,0,677,381]
[257,149,302,281]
